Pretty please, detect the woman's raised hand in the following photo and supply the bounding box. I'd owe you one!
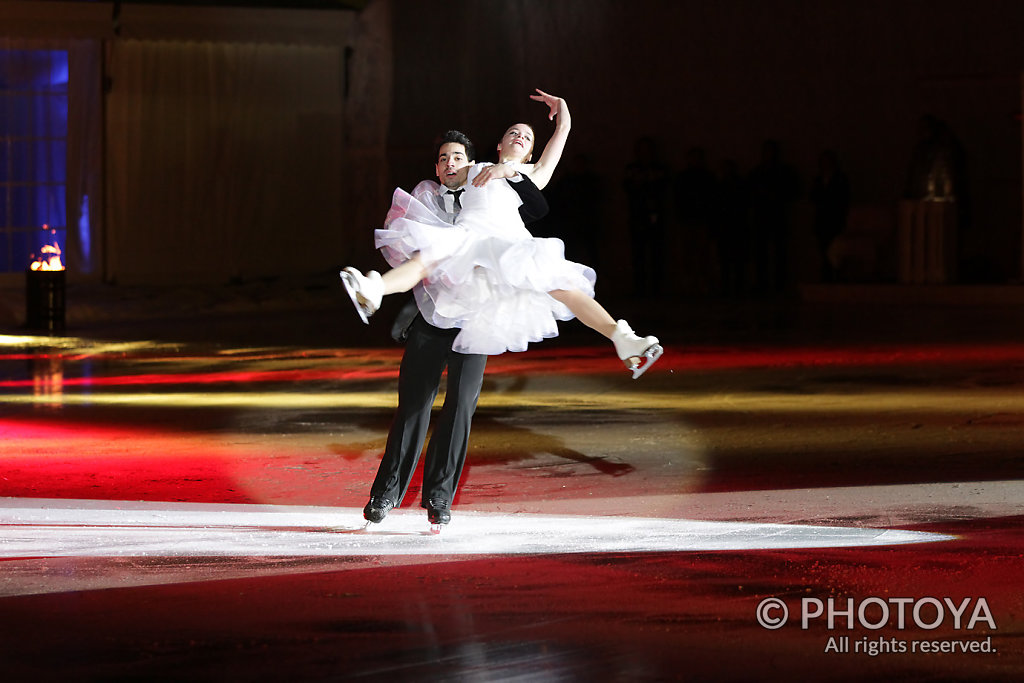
[523,88,571,189]
[529,88,564,121]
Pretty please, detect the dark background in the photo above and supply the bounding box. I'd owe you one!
[3,0,1022,295]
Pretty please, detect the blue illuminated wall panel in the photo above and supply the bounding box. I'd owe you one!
[1,49,68,273]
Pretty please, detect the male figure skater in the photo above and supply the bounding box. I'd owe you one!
[360,130,549,529]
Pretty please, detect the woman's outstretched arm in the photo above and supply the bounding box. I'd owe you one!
[523,89,570,189]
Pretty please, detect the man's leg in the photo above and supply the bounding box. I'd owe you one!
[368,317,452,507]
[421,349,487,513]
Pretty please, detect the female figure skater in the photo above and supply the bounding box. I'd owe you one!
[342,90,663,378]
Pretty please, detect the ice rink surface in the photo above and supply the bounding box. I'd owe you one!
[1,293,1023,681]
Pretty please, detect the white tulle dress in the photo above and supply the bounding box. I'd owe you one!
[374,163,597,355]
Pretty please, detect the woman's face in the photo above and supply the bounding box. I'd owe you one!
[498,124,534,162]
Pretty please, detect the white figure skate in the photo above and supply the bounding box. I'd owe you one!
[339,267,383,324]
[612,319,663,379]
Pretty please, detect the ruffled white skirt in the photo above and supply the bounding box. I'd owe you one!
[374,167,596,355]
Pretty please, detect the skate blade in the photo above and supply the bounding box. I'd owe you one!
[628,343,664,379]
[339,270,371,324]
[429,523,444,535]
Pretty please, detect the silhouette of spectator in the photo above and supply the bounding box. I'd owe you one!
[623,137,671,296]
[809,149,850,282]
[904,114,966,202]
[747,139,799,293]
[712,159,750,296]
[903,114,973,279]
[674,146,719,293]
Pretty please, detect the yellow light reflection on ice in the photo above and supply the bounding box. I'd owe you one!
[2,389,1024,413]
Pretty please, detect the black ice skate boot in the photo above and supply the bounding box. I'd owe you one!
[425,498,451,533]
[363,496,395,525]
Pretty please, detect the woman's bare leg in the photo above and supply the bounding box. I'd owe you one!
[549,287,663,377]
[341,255,431,323]
[381,255,430,295]
[549,289,617,338]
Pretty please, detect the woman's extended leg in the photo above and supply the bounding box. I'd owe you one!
[549,288,663,378]
[381,256,430,295]
[548,289,617,338]
[341,256,430,323]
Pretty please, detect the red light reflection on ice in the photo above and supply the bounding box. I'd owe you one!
[4,343,1024,390]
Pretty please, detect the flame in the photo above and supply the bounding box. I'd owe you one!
[29,225,65,271]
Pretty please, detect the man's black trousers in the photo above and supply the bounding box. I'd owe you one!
[369,314,487,507]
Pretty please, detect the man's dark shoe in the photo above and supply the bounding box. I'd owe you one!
[363,496,395,524]
[425,498,451,526]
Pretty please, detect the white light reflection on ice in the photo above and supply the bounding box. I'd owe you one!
[0,498,951,559]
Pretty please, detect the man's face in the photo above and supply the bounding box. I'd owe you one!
[436,142,472,189]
